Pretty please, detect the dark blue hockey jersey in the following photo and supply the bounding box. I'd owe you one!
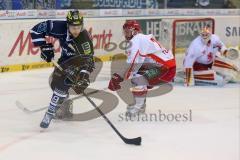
[30,20,94,64]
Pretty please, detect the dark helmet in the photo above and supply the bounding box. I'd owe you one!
[66,10,83,26]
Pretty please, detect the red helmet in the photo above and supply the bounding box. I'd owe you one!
[123,20,141,40]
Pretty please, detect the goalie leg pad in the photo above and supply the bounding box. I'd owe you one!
[193,70,226,86]
[213,57,240,83]
[213,57,235,70]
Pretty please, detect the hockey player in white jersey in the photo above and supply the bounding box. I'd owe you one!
[184,26,239,86]
[108,20,176,117]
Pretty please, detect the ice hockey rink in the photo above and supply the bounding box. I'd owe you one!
[0,61,239,160]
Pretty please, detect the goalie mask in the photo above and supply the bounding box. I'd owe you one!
[200,26,212,44]
[123,20,141,41]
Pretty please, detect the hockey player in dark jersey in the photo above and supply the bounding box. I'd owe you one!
[30,10,95,128]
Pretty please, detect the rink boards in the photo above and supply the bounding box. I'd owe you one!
[0,15,239,73]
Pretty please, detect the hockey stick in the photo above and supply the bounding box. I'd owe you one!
[15,88,107,114]
[15,95,82,114]
[16,100,47,114]
[83,92,141,145]
[52,59,142,146]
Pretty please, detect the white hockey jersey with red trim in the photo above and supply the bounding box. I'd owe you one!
[184,34,227,68]
[125,33,175,79]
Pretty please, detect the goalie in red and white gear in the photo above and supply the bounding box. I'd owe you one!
[108,20,176,117]
[184,26,240,86]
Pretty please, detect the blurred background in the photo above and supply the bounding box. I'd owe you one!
[0,0,239,10]
[0,1,239,73]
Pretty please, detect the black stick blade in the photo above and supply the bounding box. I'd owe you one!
[123,137,142,146]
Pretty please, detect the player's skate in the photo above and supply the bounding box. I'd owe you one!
[126,84,148,117]
[40,90,68,128]
[126,96,147,117]
[40,108,55,128]
[126,103,146,117]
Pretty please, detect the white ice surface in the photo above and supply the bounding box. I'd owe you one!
[0,62,239,160]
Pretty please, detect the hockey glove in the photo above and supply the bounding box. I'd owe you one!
[108,73,123,91]
[40,43,54,62]
[75,70,90,90]
[64,68,90,92]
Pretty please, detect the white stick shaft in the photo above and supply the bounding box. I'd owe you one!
[52,59,63,71]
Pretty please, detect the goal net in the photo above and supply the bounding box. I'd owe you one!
[172,18,215,55]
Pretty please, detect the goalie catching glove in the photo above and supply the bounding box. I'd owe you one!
[223,48,239,60]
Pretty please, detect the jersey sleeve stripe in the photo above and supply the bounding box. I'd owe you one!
[32,38,46,42]
[125,50,140,79]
